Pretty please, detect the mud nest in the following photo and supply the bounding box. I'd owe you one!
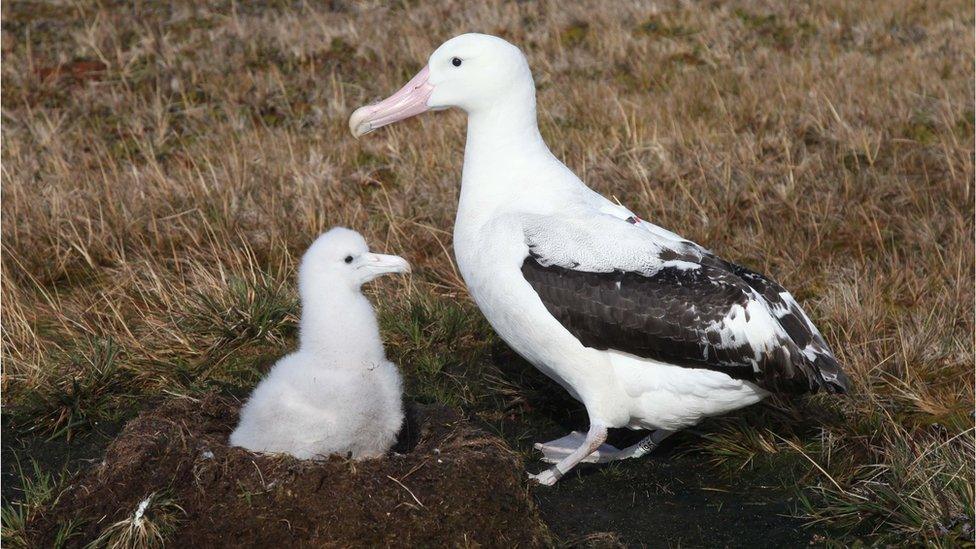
[30,394,548,547]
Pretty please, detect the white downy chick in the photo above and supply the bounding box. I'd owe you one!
[230,227,410,460]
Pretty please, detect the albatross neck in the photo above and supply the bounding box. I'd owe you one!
[459,90,581,218]
[297,285,385,367]
[463,92,546,155]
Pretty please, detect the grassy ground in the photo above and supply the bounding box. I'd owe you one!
[2,0,973,546]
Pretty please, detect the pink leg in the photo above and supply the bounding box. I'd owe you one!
[529,423,608,486]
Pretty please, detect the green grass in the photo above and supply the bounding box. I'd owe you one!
[14,338,128,442]
[1,459,73,548]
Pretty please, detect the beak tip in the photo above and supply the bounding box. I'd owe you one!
[396,257,412,275]
[350,124,370,139]
[398,257,412,275]
[348,106,371,138]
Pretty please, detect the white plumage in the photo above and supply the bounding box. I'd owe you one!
[230,228,410,460]
[350,33,849,485]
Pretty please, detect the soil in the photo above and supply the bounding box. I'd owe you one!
[529,430,822,548]
[479,341,831,548]
[15,385,831,548]
[1,416,123,505]
[28,394,549,548]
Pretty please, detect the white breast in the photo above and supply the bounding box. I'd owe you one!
[453,213,630,425]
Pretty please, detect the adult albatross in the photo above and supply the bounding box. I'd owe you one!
[349,33,849,485]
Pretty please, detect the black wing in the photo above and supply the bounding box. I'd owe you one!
[522,253,849,395]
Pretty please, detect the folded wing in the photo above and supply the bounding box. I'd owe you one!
[520,211,849,394]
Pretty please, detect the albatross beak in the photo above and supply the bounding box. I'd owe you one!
[349,65,433,138]
[357,253,411,282]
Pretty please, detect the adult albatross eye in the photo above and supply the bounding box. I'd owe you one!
[451,57,462,67]
[344,255,354,264]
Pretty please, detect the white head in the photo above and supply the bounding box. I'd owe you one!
[349,33,535,137]
[299,228,410,295]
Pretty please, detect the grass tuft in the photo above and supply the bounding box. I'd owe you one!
[181,273,298,358]
[88,492,185,549]
[802,425,975,544]
[14,338,127,441]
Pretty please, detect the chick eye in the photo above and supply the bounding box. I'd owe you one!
[451,57,462,67]
[344,255,354,264]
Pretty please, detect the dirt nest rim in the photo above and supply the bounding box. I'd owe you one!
[30,394,549,548]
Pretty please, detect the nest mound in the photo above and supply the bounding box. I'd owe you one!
[31,394,548,547]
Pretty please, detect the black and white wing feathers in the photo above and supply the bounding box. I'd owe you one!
[520,211,849,395]
[712,258,849,392]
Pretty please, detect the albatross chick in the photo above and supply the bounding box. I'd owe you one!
[230,228,410,460]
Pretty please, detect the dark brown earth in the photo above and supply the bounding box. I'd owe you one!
[8,393,834,548]
[27,394,549,548]
[491,343,833,548]
[529,430,824,548]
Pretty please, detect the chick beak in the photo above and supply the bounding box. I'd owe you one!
[357,253,411,281]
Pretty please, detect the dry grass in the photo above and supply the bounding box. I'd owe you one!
[86,492,183,549]
[2,0,973,545]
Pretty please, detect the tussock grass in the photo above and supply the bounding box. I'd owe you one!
[87,492,184,549]
[802,423,975,543]
[2,0,973,545]
[16,337,127,441]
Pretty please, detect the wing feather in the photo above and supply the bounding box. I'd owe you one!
[521,212,849,394]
